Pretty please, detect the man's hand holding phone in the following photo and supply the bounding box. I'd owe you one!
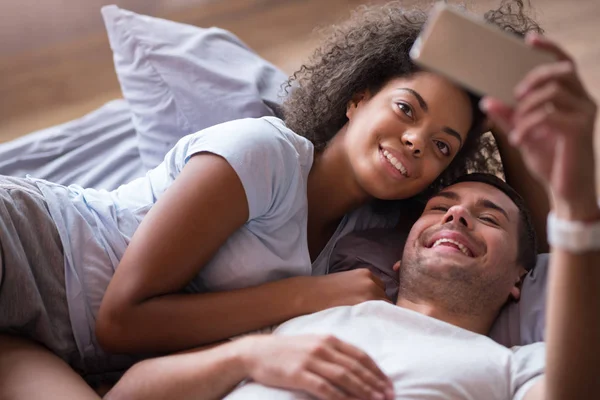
[482,33,598,220]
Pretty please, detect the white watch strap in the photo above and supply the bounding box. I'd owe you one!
[547,211,600,253]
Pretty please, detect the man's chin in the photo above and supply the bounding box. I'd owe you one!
[414,262,479,285]
[414,253,478,275]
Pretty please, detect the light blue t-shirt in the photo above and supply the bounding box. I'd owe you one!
[30,117,399,370]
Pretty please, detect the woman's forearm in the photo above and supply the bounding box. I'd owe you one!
[104,340,249,400]
[96,276,312,354]
[98,267,389,355]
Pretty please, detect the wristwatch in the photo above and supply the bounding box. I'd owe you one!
[547,211,600,253]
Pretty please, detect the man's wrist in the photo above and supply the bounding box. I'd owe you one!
[228,336,256,379]
[553,197,600,222]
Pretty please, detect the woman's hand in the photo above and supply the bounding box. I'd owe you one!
[299,269,391,313]
[238,334,395,400]
[482,33,598,220]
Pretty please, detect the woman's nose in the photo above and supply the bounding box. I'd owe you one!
[402,132,424,157]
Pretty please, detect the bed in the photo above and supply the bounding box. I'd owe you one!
[1,5,548,349]
[0,99,142,190]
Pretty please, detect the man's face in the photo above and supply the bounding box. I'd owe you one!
[399,181,523,312]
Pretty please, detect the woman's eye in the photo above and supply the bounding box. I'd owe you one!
[397,103,414,119]
[435,140,450,156]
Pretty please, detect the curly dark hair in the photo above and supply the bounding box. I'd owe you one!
[282,0,543,198]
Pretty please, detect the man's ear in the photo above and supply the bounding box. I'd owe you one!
[346,90,370,119]
[509,268,528,302]
[393,260,401,272]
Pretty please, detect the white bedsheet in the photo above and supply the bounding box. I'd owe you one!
[0,99,144,190]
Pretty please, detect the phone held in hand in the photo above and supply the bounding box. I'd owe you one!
[410,3,556,106]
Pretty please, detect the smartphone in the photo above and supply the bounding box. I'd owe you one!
[410,3,556,106]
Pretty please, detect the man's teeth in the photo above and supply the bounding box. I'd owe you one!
[383,150,408,176]
[432,238,470,256]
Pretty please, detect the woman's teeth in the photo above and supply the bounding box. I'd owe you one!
[432,238,470,257]
[383,150,408,176]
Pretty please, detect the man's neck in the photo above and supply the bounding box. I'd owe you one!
[395,296,495,336]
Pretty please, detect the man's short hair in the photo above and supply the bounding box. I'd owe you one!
[447,173,538,271]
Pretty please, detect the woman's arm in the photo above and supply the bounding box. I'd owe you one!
[96,154,301,353]
[104,335,395,400]
[97,153,388,354]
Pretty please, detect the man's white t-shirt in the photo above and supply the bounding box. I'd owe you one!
[226,301,545,400]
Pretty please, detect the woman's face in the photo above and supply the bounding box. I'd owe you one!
[342,72,473,200]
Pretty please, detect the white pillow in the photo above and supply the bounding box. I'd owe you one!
[101,5,289,169]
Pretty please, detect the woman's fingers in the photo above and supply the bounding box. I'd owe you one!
[361,270,391,303]
[369,272,386,292]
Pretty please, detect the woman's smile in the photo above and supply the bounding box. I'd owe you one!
[379,145,411,180]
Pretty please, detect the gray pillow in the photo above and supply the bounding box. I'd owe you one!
[101,5,289,169]
[490,253,548,347]
[330,228,549,347]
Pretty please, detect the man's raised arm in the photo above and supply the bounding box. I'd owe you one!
[484,33,599,400]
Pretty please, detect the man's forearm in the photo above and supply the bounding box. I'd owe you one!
[545,249,600,399]
[104,340,249,400]
[544,206,600,399]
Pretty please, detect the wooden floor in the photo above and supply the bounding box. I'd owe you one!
[0,0,387,142]
[1,0,599,177]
